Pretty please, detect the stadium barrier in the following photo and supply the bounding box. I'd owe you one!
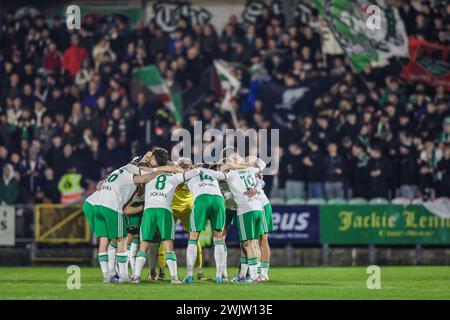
[1,203,449,246]
[1,204,449,266]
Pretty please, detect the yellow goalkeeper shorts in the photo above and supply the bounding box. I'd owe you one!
[172,207,192,232]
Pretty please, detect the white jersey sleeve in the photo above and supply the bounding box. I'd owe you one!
[254,158,267,171]
[123,163,141,176]
[200,168,227,180]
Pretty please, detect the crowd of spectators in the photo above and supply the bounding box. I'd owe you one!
[0,1,449,205]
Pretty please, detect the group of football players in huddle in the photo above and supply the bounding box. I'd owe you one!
[83,147,272,284]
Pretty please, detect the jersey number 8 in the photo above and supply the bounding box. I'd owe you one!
[155,175,167,190]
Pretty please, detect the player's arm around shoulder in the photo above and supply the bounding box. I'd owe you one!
[123,201,144,215]
[201,167,227,180]
[178,168,201,183]
[133,168,161,184]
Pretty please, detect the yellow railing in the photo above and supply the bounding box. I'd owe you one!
[35,204,90,244]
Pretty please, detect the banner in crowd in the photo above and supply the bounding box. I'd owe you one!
[221,205,320,246]
[320,205,450,245]
[259,76,339,127]
[315,0,408,72]
[423,198,450,219]
[134,65,183,124]
[401,38,450,90]
[0,205,15,246]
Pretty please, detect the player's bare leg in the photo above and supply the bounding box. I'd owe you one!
[259,234,270,281]
[98,237,110,282]
[242,239,260,283]
[238,242,249,281]
[163,239,181,284]
[131,240,149,283]
[183,232,199,283]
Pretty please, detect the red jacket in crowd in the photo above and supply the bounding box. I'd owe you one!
[62,45,88,77]
[43,51,63,73]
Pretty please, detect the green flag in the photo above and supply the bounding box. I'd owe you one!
[314,0,408,72]
[134,65,183,124]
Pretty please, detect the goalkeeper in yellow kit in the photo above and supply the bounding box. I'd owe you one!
[150,158,205,280]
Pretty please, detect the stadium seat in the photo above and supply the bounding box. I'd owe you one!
[368,197,390,205]
[348,198,368,205]
[306,198,327,205]
[391,197,411,205]
[327,198,347,205]
[269,197,285,205]
[411,198,424,204]
[286,198,306,205]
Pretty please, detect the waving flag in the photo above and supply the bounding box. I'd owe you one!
[315,0,408,72]
[134,65,183,123]
[401,38,450,90]
[213,60,241,127]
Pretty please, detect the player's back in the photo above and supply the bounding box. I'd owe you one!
[96,166,136,212]
[187,172,223,199]
[226,168,261,214]
[86,189,100,205]
[144,173,184,211]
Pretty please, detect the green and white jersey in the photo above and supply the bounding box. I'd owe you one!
[95,166,137,213]
[85,190,100,205]
[226,167,262,215]
[202,167,261,216]
[187,171,224,200]
[144,169,200,211]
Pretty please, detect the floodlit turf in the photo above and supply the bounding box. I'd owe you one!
[0,266,449,300]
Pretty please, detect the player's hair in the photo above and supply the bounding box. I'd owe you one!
[176,157,192,169]
[202,162,218,170]
[219,146,237,163]
[138,159,151,168]
[129,156,142,166]
[152,147,169,166]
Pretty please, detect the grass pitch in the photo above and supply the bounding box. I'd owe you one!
[0,266,449,300]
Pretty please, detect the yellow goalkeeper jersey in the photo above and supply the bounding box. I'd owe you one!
[171,183,193,212]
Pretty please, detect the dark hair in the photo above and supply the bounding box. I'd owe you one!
[152,147,169,166]
[202,162,218,170]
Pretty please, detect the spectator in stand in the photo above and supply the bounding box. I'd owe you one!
[0,3,448,204]
[62,34,88,77]
[42,41,63,74]
[398,144,419,200]
[349,143,370,199]
[303,139,324,199]
[285,143,306,200]
[368,146,392,199]
[436,143,450,198]
[323,142,346,199]
[419,140,442,199]
[0,164,19,204]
